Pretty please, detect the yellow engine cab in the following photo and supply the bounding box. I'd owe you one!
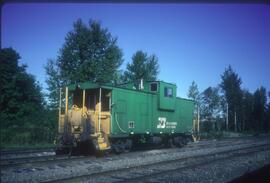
[58,85,112,151]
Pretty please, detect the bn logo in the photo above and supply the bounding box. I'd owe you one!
[157,117,166,129]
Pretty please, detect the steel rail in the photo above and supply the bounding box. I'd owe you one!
[0,148,54,156]
[1,155,91,168]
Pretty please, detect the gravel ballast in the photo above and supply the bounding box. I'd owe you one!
[1,136,270,183]
[129,149,270,183]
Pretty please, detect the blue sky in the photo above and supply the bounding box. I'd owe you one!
[2,3,270,98]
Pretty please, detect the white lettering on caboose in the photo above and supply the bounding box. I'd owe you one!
[157,117,177,129]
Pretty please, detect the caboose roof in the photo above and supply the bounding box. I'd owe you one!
[67,82,113,91]
[66,80,193,103]
[67,80,176,93]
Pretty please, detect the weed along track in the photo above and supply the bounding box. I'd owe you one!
[2,136,270,183]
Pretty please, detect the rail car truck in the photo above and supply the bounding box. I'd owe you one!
[56,80,194,154]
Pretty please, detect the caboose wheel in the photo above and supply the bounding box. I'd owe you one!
[112,140,124,154]
[168,138,176,148]
[123,139,132,152]
[112,139,133,154]
[55,147,70,155]
[173,136,185,148]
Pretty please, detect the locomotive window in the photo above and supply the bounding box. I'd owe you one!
[150,83,158,92]
[164,87,173,98]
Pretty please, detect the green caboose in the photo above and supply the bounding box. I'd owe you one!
[57,80,194,153]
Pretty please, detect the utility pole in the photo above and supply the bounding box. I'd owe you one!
[58,87,62,132]
[234,110,237,132]
[226,102,228,131]
[197,105,200,133]
[98,88,102,133]
[65,87,68,115]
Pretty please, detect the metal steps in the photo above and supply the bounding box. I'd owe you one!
[97,134,110,151]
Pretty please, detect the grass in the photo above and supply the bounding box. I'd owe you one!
[198,130,255,140]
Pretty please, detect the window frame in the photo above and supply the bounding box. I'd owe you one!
[150,82,158,92]
[164,87,173,98]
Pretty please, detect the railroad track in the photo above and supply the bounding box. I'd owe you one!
[1,137,267,168]
[2,136,270,183]
[115,143,270,183]
[42,142,270,183]
[1,148,54,156]
[0,154,94,168]
[0,148,55,161]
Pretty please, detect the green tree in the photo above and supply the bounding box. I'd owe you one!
[187,81,200,102]
[112,69,125,85]
[220,65,242,132]
[0,48,55,145]
[200,87,222,131]
[45,19,123,106]
[123,50,159,84]
[241,89,254,131]
[44,59,61,109]
[253,87,267,132]
[57,19,123,84]
[266,91,270,132]
[200,87,221,119]
[0,48,44,127]
[187,81,201,132]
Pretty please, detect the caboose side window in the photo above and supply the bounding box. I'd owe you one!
[150,82,158,92]
[164,87,173,98]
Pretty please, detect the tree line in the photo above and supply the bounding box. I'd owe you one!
[188,66,270,133]
[1,18,269,146]
[0,48,56,146]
